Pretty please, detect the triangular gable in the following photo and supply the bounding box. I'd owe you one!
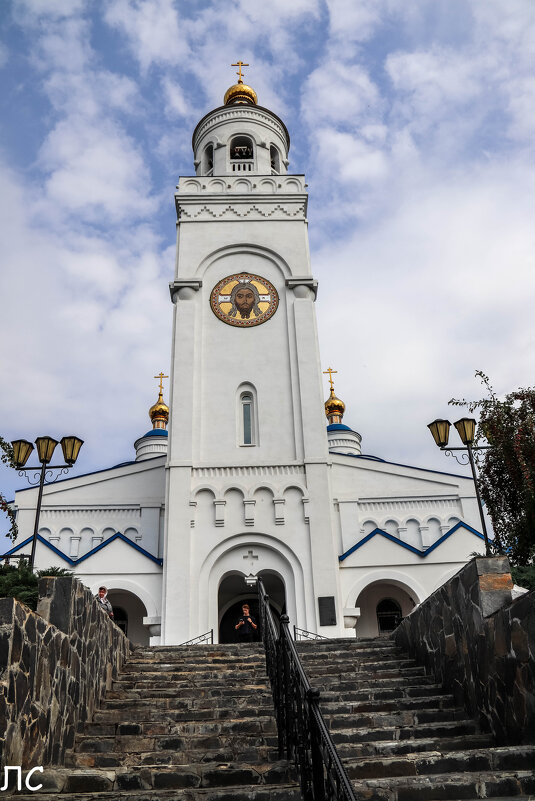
[339,521,485,562]
[2,532,163,567]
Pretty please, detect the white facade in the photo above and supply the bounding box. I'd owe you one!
[8,81,486,645]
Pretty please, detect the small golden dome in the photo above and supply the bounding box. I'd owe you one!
[224,81,258,106]
[325,388,346,419]
[149,391,169,426]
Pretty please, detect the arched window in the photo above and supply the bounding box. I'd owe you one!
[241,392,254,445]
[204,143,213,175]
[376,598,402,633]
[230,135,254,171]
[270,145,280,173]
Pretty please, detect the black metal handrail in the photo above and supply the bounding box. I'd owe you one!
[257,578,356,801]
[178,629,213,646]
[294,626,329,642]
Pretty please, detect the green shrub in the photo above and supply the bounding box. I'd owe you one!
[0,562,74,610]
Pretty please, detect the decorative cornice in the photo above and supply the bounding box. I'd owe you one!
[192,465,305,479]
[177,203,306,221]
[192,105,290,151]
[177,175,306,194]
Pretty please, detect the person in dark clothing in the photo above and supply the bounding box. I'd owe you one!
[235,603,257,642]
[96,586,114,618]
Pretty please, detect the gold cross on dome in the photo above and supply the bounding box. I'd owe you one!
[232,60,249,83]
[323,367,337,391]
[154,372,169,395]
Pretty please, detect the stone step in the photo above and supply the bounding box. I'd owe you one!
[349,769,535,801]
[76,718,277,752]
[311,674,437,691]
[291,660,425,678]
[69,742,281,768]
[321,693,457,714]
[19,762,296,795]
[101,687,270,708]
[86,706,275,733]
[113,668,268,685]
[109,675,270,692]
[323,705,467,730]
[331,719,480,744]
[12,786,301,801]
[335,733,493,759]
[319,683,450,702]
[343,745,535,780]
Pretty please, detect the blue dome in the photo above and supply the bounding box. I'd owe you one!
[327,424,352,432]
[141,429,169,438]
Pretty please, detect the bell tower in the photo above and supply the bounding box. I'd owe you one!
[161,67,344,643]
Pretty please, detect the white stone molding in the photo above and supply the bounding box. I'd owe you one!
[169,279,203,303]
[273,498,285,525]
[192,465,305,479]
[214,500,226,527]
[286,277,318,300]
[344,570,426,609]
[189,501,197,528]
[177,203,306,221]
[302,497,310,523]
[89,578,159,619]
[357,497,462,514]
[192,106,289,151]
[177,175,306,194]
[243,499,256,527]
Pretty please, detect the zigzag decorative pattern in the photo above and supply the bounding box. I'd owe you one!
[179,203,306,220]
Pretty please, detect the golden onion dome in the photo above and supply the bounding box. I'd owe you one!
[149,391,169,425]
[325,388,346,418]
[224,81,258,106]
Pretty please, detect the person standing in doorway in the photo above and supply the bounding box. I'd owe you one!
[235,603,257,642]
[96,586,114,619]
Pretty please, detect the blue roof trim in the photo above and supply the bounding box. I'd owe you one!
[327,424,352,431]
[339,521,485,562]
[141,429,168,438]
[334,453,477,480]
[1,532,163,567]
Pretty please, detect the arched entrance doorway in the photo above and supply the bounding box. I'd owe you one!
[107,589,149,645]
[355,581,416,638]
[218,571,286,644]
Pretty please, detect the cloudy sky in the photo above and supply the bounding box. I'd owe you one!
[1,0,534,541]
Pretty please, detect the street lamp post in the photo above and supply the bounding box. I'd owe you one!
[427,417,491,557]
[10,436,83,570]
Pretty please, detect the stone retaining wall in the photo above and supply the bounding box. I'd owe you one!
[394,556,535,744]
[0,577,131,768]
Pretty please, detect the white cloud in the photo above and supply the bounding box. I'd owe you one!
[326,0,385,46]
[104,0,188,72]
[38,116,156,224]
[302,61,382,126]
[161,77,190,118]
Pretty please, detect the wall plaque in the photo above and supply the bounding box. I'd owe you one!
[210,273,278,327]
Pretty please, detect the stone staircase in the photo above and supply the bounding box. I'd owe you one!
[297,637,535,801]
[13,643,299,800]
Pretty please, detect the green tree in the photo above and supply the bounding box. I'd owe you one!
[0,562,74,610]
[450,372,535,565]
[0,436,17,543]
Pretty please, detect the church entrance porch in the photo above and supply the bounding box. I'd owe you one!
[354,580,416,639]
[107,589,149,645]
[218,570,285,644]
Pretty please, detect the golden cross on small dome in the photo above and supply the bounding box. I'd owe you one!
[154,372,169,395]
[323,367,337,391]
[232,60,249,83]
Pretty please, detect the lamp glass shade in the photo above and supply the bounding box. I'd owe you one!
[35,436,59,464]
[11,439,34,468]
[60,436,84,465]
[454,417,476,446]
[427,419,451,448]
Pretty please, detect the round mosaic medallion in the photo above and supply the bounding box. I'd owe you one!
[210,273,279,327]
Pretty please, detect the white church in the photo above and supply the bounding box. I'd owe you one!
[8,70,486,646]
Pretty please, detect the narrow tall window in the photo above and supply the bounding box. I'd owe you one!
[242,393,253,444]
